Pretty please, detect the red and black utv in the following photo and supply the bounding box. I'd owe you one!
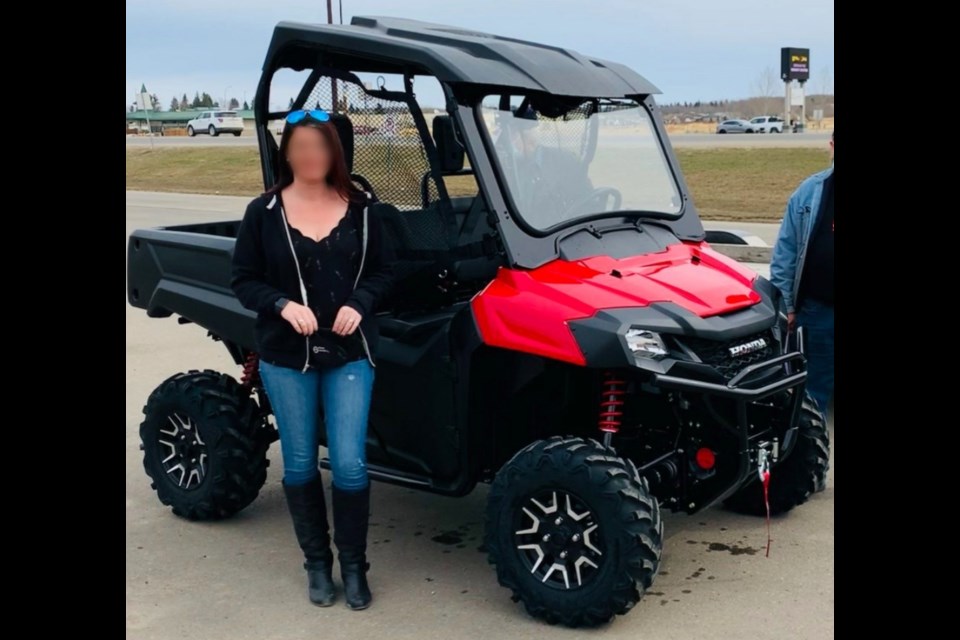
[127,16,829,627]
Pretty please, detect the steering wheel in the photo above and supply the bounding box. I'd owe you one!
[560,187,623,219]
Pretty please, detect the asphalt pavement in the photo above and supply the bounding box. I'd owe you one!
[126,191,831,639]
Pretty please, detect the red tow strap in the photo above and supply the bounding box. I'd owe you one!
[762,469,772,557]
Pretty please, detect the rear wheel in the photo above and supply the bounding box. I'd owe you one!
[485,436,662,627]
[718,129,727,134]
[187,126,195,137]
[139,369,269,520]
[233,131,242,137]
[724,393,829,516]
[209,125,219,137]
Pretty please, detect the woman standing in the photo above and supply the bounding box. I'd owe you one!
[231,109,395,610]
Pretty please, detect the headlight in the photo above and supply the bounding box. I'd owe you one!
[625,329,668,360]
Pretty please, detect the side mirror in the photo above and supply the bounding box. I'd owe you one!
[433,115,464,173]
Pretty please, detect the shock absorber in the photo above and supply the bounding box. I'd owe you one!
[240,351,260,389]
[598,371,626,448]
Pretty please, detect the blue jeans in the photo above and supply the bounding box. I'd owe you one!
[259,358,375,490]
[797,298,834,418]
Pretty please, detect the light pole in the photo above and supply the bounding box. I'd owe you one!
[135,94,154,148]
[327,1,337,111]
[223,85,232,110]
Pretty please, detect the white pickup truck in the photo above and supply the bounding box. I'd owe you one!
[749,115,784,133]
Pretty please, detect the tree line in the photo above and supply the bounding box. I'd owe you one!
[131,92,250,112]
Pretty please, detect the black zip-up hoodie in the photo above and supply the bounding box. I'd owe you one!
[230,190,396,370]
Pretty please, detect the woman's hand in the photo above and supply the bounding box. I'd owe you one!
[281,302,318,335]
[332,306,362,336]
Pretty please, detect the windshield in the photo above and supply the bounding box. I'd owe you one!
[478,96,681,232]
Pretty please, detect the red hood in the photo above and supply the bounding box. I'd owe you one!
[551,242,761,317]
[471,242,761,365]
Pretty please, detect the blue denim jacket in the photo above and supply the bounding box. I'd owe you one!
[770,166,833,313]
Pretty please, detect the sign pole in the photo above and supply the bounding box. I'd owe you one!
[784,82,791,130]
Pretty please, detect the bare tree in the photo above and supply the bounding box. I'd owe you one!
[818,66,833,116]
[818,66,833,97]
[752,67,779,117]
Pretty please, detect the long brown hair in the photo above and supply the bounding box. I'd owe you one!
[267,119,363,203]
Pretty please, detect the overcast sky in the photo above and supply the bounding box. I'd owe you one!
[126,0,834,111]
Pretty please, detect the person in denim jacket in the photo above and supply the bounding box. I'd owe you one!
[770,131,834,418]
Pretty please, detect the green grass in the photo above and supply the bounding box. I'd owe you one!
[126,147,263,196]
[678,148,830,221]
[126,146,830,222]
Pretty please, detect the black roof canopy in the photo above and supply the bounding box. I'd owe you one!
[264,16,660,98]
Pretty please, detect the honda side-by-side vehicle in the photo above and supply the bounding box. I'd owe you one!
[127,17,829,627]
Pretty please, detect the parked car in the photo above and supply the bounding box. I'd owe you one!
[128,16,828,628]
[749,116,784,133]
[186,111,244,137]
[716,119,754,134]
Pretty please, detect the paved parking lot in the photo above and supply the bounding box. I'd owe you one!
[126,192,833,639]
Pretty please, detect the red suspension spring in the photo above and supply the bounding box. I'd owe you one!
[598,371,627,433]
[240,352,260,388]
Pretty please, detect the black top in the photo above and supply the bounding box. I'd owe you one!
[266,17,661,98]
[289,207,362,328]
[799,172,834,307]
[230,191,397,370]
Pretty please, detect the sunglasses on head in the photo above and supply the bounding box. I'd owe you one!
[286,109,330,124]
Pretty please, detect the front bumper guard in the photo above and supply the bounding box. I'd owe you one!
[650,350,808,510]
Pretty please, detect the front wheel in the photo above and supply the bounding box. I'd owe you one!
[724,393,829,516]
[485,436,663,627]
[208,125,219,137]
[139,369,269,520]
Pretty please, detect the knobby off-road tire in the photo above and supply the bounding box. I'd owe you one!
[139,369,269,520]
[485,436,663,627]
[724,393,829,516]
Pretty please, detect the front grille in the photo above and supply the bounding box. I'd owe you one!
[675,331,775,380]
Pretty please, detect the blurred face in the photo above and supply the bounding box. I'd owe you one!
[286,125,333,183]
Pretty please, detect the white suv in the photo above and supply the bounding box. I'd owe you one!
[186,111,244,137]
[749,116,784,133]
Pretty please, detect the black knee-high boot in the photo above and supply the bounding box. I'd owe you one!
[332,484,372,610]
[282,476,336,606]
